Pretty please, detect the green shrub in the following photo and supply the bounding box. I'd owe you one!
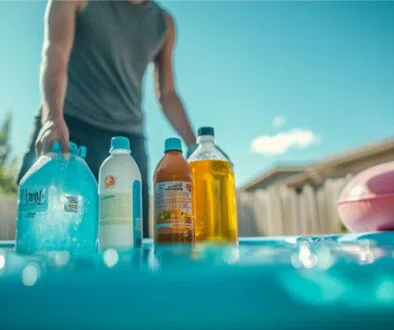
[0,112,18,196]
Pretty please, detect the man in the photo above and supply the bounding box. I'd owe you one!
[18,0,196,238]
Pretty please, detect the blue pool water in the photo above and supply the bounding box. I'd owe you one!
[0,232,394,329]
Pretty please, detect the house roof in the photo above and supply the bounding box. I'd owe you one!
[239,137,394,192]
[238,165,307,192]
[282,137,394,188]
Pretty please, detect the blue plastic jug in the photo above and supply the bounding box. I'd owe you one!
[16,142,98,255]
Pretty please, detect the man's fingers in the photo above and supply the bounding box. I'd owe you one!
[60,133,69,154]
[43,136,54,155]
[35,139,42,156]
[35,123,53,155]
[35,128,46,156]
[39,130,53,155]
[34,120,70,157]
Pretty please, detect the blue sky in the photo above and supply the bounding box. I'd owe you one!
[0,1,393,186]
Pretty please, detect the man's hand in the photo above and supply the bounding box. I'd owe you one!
[35,117,70,155]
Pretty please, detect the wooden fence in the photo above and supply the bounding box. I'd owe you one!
[0,198,17,241]
[237,175,354,237]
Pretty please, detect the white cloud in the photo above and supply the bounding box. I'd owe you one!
[251,129,320,155]
[272,115,286,128]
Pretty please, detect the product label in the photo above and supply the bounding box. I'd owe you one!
[154,181,193,241]
[19,187,48,215]
[105,175,116,189]
[100,193,132,225]
[133,180,142,246]
[63,194,81,213]
[100,178,142,247]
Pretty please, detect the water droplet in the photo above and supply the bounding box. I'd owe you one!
[71,223,78,232]
[22,263,40,287]
[302,254,318,269]
[316,246,335,269]
[285,237,297,245]
[54,251,70,267]
[0,252,5,271]
[297,242,318,269]
[291,254,301,268]
[358,250,375,264]
[357,241,375,265]
[103,249,119,268]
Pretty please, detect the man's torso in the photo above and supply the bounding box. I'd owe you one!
[64,0,167,136]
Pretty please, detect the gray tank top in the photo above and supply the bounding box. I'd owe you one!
[64,1,167,136]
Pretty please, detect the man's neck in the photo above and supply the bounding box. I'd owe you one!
[129,0,146,4]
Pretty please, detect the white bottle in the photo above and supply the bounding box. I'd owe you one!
[99,136,142,249]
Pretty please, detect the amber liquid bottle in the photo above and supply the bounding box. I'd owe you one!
[153,138,194,244]
[188,127,238,244]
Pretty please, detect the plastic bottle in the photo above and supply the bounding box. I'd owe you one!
[188,127,238,243]
[153,138,194,244]
[16,141,98,254]
[99,136,142,249]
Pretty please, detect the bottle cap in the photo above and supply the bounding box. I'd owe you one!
[51,141,78,154]
[198,127,215,137]
[165,137,182,153]
[69,142,79,155]
[110,136,131,152]
[79,146,87,158]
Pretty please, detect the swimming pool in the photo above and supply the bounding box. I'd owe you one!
[0,232,394,329]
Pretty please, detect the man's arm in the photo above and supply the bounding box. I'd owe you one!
[36,0,84,153]
[154,13,196,147]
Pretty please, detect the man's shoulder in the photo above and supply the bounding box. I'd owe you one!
[77,0,88,12]
[159,9,174,34]
[152,2,174,24]
[48,0,86,13]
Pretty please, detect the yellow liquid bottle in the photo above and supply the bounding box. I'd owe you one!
[189,127,238,243]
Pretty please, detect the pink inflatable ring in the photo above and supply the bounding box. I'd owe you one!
[338,161,394,232]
